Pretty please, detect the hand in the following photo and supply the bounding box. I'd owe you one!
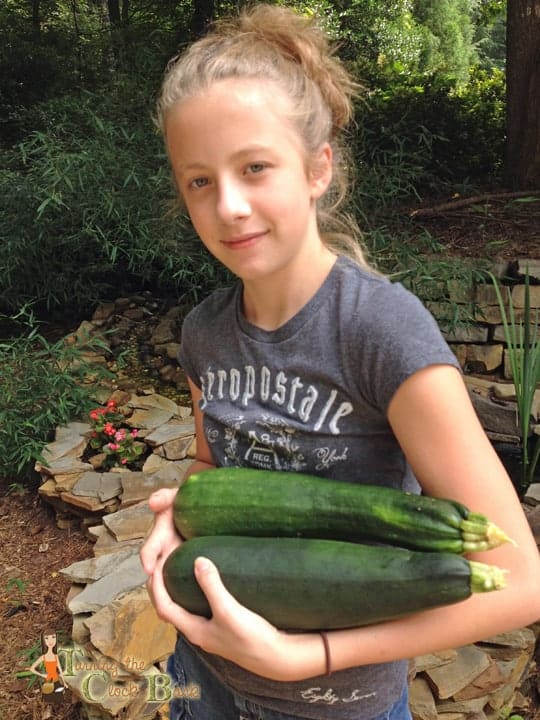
[140,488,182,610]
[149,553,324,681]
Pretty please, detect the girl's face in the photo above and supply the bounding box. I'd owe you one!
[165,79,332,285]
[44,633,56,649]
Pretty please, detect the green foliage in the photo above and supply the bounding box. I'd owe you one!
[353,67,506,213]
[0,307,108,482]
[0,86,230,317]
[490,271,540,497]
[412,0,477,85]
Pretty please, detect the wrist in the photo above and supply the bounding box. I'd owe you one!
[273,631,331,682]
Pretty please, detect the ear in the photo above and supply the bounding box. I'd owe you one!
[309,143,333,200]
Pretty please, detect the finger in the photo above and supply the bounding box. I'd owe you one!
[149,558,207,634]
[194,556,239,615]
[140,530,181,574]
[148,487,177,513]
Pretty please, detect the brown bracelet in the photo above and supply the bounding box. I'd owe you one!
[320,631,332,676]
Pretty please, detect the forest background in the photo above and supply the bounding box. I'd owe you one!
[1,0,539,484]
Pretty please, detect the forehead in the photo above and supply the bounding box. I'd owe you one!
[164,78,304,160]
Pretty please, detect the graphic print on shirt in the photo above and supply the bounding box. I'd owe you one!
[205,412,351,473]
[201,364,354,472]
[199,365,354,434]
[207,414,306,471]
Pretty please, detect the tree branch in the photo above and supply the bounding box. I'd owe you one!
[410,190,540,218]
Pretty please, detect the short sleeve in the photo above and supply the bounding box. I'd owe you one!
[349,281,462,413]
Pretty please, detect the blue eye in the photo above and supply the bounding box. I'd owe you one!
[190,177,209,189]
[247,163,265,174]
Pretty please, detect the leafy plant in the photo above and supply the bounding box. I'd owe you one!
[88,399,144,468]
[0,306,110,482]
[490,270,540,496]
[5,577,28,607]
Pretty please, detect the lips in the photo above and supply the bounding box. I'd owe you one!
[222,230,267,248]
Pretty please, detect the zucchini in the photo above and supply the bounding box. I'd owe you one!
[174,468,513,554]
[162,535,507,630]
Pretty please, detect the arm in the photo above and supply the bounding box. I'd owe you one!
[27,655,47,679]
[298,364,540,676]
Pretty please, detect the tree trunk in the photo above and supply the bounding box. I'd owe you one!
[190,0,215,39]
[31,0,40,35]
[505,0,540,188]
[107,0,121,27]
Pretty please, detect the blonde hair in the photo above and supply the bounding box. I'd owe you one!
[157,3,374,270]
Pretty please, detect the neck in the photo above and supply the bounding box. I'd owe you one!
[241,245,337,331]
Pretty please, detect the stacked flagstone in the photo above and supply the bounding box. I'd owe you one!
[35,390,195,529]
[34,391,195,717]
[409,628,538,720]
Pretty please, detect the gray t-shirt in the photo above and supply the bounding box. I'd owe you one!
[177,255,461,720]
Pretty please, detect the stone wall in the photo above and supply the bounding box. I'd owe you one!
[426,257,540,445]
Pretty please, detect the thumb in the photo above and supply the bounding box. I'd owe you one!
[194,556,234,608]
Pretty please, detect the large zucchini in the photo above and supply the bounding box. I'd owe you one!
[162,535,506,630]
[174,468,512,554]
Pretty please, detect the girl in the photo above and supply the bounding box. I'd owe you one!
[141,5,540,719]
[28,630,66,703]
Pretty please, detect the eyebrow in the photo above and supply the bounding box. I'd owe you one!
[178,144,275,173]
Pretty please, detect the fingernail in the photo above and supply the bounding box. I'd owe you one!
[195,556,211,572]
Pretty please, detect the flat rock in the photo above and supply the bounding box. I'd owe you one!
[469,393,520,437]
[35,455,93,476]
[142,453,177,474]
[55,472,86,493]
[479,627,536,657]
[71,472,123,502]
[60,545,140,583]
[41,434,88,464]
[425,645,491,699]
[435,695,490,715]
[67,553,147,614]
[85,586,176,671]
[525,483,540,504]
[125,408,174,431]
[119,465,186,508]
[160,436,193,461]
[414,649,457,672]
[144,420,196,447]
[409,677,438,720]
[93,528,144,557]
[128,393,179,414]
[55,421,92,441]
[453,659,506,700]
[60,491,114,512]
[102,501,154,541]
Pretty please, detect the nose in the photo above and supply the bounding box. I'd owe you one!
[216,178,251,223]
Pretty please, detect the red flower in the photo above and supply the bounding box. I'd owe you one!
[103,422,116,436]
[106,399,117,409]
[89,409,99,421]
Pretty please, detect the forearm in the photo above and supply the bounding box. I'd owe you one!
[279,560,540,682]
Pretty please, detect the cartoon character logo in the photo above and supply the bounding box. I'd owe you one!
[27,630,67,704]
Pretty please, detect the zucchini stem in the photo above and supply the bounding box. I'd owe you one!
[460,514,516,551]
[468,561,508,593]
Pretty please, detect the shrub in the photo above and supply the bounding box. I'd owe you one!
[0,308,110,482]
[351,67,506,218]
[0,87,230,319]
